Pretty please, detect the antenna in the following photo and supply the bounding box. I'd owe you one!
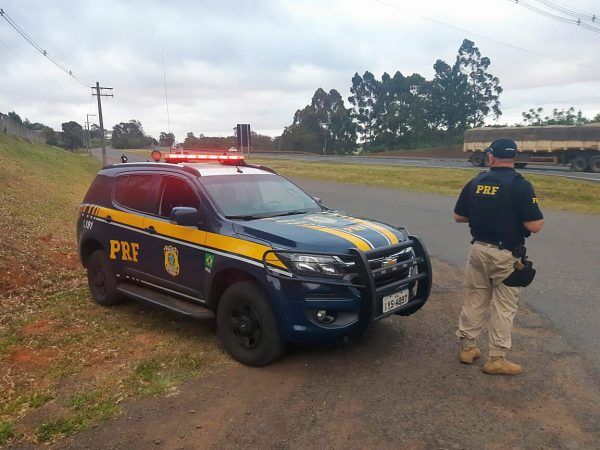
[162,46,171,134]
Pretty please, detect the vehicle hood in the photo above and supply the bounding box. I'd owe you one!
[232,210,406,254]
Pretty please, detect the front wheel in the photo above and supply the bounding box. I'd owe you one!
[217,281,284,366]
[470,152,486,167]
[86,250,124,306]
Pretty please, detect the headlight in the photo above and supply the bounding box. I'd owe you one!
[269,252,355,278]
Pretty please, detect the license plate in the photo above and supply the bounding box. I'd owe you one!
[382,289,409,313]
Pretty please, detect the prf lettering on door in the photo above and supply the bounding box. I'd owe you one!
[109,240,140,262]
[475,185,500,196]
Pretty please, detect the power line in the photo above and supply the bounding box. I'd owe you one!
[0,36,83,101]
[373,0,600,71]
[0,8,92,87]
[508,1,600,34]
[531,0,597,22]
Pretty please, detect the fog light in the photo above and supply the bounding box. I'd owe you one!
[316,309,335,324]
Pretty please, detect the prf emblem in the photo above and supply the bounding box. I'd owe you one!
[163,245,180,277]
[109,240,139,262]
[475,185,500,196]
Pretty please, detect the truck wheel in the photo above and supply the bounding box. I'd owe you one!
[515,163,528,169]
[589,156,600,173]
[470,153,486,167]
[570,156,589,172]
[86,250,124,306]
[217,281,284,366]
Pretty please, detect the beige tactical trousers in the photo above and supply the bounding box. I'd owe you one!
[456,242,520,358]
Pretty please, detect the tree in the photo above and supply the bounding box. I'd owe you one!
[61,121,84,150]
[348,71,381,145]
[159,132,175,147]
[7,111,22,124]
[521,107,590,126]
[428,39,502,134]
[112,120,153,149]
[281,88,356,154]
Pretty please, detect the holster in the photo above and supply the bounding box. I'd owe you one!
[503,245,536,287]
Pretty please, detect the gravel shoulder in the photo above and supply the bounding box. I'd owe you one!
[54,260,600,450]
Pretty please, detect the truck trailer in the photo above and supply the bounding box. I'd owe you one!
[463,124,600,172]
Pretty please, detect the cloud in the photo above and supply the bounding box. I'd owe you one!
[0,0,599,140]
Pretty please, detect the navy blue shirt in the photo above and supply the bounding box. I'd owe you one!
[454,168,543,247]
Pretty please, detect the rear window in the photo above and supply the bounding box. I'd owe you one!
[114,174,155,213]
[84,174,112,204]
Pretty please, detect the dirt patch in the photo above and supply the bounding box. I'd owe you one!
[58,260,600,450]
[7,347,62,369]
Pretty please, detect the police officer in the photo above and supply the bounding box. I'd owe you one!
[453,139,544,375]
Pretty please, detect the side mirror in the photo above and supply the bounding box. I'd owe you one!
[170,207,201,227]
[312,197,322,204]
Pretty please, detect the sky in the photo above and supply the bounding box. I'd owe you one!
[1,0,599,140]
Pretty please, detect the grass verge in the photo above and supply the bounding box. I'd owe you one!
[0,135,227,445]
[250,157,600,215]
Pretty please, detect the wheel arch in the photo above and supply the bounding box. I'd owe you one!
[209,267,266,310]
[80,238,104,268]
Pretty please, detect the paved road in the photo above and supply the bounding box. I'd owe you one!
[253,152,600,183]
[295,177,600,377]
[96,147,600,376]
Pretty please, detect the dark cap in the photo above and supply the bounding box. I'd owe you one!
[486,138,517,159]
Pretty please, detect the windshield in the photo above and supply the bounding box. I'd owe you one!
[200,174,322,219]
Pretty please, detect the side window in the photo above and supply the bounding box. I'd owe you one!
[114,174,155,213]
[158,176,201,218]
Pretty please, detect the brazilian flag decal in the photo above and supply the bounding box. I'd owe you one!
[205,252,215,270]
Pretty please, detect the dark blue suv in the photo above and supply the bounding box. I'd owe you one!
[77,153,432,366]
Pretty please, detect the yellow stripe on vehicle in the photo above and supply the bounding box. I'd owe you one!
[352,218,399,245]
[91,205,286,268]
[300,224,373,251]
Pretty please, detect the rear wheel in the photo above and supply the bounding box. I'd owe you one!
[570,156,589,172]
[217,281,284,366]
[470,152,486,167]
[589,156,600,173]
[86,250,124,306]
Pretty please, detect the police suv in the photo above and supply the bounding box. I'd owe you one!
[77,151,432,366]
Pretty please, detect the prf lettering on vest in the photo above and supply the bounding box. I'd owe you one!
[475,184,500,196]
[109,240,140,262]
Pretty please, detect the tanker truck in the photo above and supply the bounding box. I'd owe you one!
[463,124,600,173]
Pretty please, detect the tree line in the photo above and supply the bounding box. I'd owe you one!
[280,39,503,154]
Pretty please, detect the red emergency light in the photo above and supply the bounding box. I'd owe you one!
[164,153,245,163]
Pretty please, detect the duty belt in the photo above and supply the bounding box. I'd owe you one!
[471,238,515,252]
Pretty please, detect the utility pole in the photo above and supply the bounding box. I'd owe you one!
[92,82,113,166]
[85,113,96,155]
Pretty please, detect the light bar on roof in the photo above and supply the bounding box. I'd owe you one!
[165,153,245,163]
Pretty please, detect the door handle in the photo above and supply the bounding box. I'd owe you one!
[144,226,156,234]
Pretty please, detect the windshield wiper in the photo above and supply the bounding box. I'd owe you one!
[225,214,266,221]
[269,210,309,218]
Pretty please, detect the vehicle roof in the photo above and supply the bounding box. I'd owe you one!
[101,162,275,177]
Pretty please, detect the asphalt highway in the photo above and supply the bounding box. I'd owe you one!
[296,177,600,377]
[253,152,600,183]
[96,147,600,376]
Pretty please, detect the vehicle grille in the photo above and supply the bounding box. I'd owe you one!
[368,246,415,289]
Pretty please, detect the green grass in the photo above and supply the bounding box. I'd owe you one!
[250,157,600,215]
[0,421,15,445]
[0,134,226,444]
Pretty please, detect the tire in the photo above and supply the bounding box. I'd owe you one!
[470,152,486,167]
[570,156,589,172]
[217,281,284,366]
[515,163,528,169]
[86,250,124,306]
[589,156,600,173]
